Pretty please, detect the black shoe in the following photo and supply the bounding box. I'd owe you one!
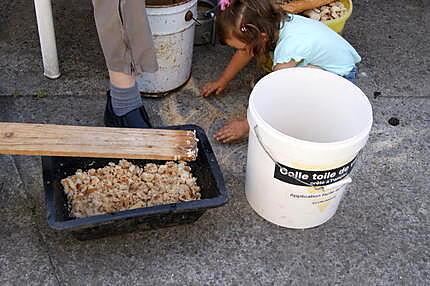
[104,91,152,128]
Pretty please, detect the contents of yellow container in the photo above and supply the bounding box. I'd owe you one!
[322,0,353,33]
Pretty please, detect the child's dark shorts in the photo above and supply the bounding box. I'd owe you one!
[343,66,358,84]
[92,0,158,75]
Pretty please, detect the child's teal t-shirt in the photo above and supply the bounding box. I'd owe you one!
[273,15,361,76]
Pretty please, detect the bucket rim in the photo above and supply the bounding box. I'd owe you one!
[248,68,373,149]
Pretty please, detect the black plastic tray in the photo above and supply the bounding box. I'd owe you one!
[42,125,227,240]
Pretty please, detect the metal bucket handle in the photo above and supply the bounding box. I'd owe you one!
[185,10,201,25]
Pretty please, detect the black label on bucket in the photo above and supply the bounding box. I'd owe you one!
[274,157,358,187]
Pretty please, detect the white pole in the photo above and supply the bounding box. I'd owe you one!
[34,0,61,79]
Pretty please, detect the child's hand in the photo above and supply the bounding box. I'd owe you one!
[201,80,228,97]
[214,119,250,143]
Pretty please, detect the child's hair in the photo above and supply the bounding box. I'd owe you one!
[217,0,287,56]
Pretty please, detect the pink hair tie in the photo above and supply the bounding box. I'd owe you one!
[219,0,231,11]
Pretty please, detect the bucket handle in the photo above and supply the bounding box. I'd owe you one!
[253,125,353,191]
[211,14,217,46]
[185,11,201,25]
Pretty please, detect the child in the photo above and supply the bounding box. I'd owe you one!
[201,0,361,143]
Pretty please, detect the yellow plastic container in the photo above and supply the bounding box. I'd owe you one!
[323,0,353,34]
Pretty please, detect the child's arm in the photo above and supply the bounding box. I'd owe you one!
[273,60,298,71]
[201,49,254,97]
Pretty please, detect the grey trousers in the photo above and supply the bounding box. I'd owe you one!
[92,0,158,75]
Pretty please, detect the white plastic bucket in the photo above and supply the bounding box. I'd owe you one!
[137,0,197,94]
[246,68,373,229]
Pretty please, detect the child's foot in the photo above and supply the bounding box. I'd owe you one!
[214,119,249,143]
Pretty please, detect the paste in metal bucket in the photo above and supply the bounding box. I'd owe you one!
[146,0,191,7]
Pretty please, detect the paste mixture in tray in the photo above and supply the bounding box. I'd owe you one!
[61,160,201,218]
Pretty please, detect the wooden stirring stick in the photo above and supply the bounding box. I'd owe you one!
[0,123,198,161]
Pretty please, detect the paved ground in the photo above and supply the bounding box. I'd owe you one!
[0,0,429,285]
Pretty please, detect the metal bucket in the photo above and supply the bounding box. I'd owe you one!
[194,0,217,46]
[137,0,198,95]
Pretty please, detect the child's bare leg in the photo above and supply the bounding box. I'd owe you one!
[214,119,250,143]
[109,70,135,88]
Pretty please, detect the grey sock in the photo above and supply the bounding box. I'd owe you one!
[110,83,142,116]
